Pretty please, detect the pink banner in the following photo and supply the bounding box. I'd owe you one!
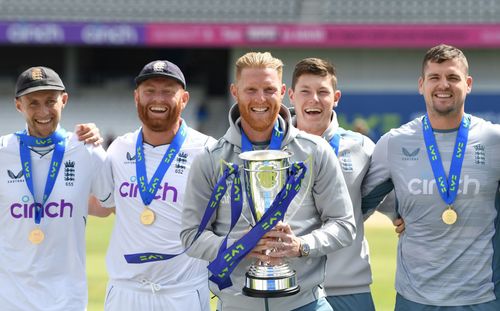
[145,23,500,48]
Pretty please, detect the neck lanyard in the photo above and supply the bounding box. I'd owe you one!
[328,132,341,156]
[422,114,470,207]
[135,122,187,207]
[16,129,67,225]
[241,121,283,152]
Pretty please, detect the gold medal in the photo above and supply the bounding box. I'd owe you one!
[442,206,458,225]
[140,207,155,225]
[29,228,45,244]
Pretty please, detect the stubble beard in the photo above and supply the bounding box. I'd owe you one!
[430,99,462,118]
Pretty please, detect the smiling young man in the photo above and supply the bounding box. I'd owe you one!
[181,52,356,311]
[0,66,112,311]
[362,45,500,310]
[95,60,215,311]
[288,58,377,311]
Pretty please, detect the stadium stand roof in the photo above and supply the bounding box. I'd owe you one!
[0,0,499,24]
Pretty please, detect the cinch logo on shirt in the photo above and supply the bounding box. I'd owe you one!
[407,174,480,195]
[119,181,178,202]
[10,200,74,219]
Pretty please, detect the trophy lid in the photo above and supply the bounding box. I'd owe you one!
[239,150,293,161]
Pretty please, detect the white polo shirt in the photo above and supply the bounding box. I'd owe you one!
[104,127,215,290]
[0,132,111,311]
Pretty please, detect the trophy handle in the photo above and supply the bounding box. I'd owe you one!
[282,154,313,223]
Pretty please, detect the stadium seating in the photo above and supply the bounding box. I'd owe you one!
[0,0,498,24]
[0,0,301,23]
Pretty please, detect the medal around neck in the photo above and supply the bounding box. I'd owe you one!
[29,228,45,244]
[239,150,300,298]
[442,206,458,225]
[422,115,469,228]
[140,207,155,225]
[135,123,187,227]
[17,129,67,244]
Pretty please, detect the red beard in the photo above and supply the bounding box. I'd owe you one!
[136,99,181,132]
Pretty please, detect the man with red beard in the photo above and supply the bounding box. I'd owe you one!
[95,60,215,311]
[181,52,355,311]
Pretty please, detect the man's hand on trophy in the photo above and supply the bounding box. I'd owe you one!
[247,235,279,264]
[263,222,301,259]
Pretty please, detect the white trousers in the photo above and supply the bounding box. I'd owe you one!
[104,279,210,311]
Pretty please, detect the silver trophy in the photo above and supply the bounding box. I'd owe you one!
[239,150,300,298]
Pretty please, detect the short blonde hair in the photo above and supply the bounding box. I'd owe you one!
[235,52,284,81]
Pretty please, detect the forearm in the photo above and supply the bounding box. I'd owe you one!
[180,225,226,261]
[299,217,355,257]
[88,195,115,217]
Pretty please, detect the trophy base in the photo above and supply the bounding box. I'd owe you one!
[242,283,300,298]
[242,264,300,298]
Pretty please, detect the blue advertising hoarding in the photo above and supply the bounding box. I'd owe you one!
[337,93,500,141]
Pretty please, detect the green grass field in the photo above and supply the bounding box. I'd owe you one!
[86,213,398,311]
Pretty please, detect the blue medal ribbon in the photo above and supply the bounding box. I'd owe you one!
[241,121,283,152]
[124,162,242,264]
[194,163,242,243]
[124,122,188,263]
[135,122,187,207]
[200,163,243,290]
[207,162,307,290]
[16,129,67,225]
[328,132,341,156]
[422,114,470,206]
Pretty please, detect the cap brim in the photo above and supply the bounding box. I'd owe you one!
[16,85,66,98]
[134,73,185,89]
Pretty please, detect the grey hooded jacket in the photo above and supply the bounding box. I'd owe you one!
[181,104,355,311]
[290,108,375,296]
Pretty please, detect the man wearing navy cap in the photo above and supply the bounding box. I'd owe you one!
[91,60,215,311]
[0,66,112,311]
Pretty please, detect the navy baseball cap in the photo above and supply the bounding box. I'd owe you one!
[15,66,65,98]
[134,60,186,89]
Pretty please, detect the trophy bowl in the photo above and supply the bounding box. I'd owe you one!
[239,150,300,298]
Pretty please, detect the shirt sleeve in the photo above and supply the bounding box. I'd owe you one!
[180,148,227,261]
[90,144,114,207]
[490,123,500,181]
[361,134,376,157]
[361,132,395,217]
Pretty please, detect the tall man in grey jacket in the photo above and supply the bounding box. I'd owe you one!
[181,52,356,311]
